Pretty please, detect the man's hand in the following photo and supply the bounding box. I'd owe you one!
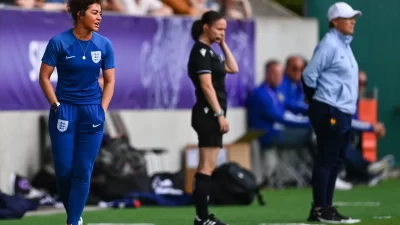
[373,122,386,138]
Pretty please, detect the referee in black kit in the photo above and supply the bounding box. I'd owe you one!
[188,10,239,225]
[303,2,362,224]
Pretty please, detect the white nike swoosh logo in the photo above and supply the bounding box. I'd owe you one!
[66,56,75,59]
[92,124,101,127]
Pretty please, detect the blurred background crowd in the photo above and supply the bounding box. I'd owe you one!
[0,0,253,19]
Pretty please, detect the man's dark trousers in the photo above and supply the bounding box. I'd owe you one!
[308,100,352,208]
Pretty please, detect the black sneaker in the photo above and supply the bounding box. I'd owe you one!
[318,207,361,224]
[194,214,228,225]
[329,205,361,223]
[307,204,321,222]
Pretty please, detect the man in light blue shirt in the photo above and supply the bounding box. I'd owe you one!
[302,2,362,224]
[302,21,359,114]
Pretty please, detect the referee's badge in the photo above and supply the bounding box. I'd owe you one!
[204,107,209,114]
[57,119,68,132]
[200,48,206,57]
[91,51,101,63]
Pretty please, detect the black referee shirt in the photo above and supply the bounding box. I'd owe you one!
[188,41,227,110]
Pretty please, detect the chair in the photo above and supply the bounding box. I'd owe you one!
[262,141,314,188]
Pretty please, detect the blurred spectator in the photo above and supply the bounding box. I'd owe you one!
[121,0,173,16]
[189,0,210,12]
[0,0,16,6]
[336,71,396,189]
[15,0,36,8]
[11,0,173,15]
[216,0,252,19]
[248,60,312,179]
[35,0,67,11]
[205,0,220,11]
[281,55,308,115]
[247,60,311,149]
[101,0,125,12]
[161,0,206,16]
[16,0,107,12]
[358,70,367,97]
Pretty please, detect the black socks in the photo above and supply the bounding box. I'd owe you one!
[193,173,212,220]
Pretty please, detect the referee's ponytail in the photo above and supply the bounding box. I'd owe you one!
[191,20,203,41]
[191,10,225,41]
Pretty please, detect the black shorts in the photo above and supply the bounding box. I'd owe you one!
[191,104,226,148]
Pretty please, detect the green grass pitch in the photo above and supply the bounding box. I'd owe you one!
[1,180,399,225]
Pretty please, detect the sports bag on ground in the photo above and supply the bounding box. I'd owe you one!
[209,162,266,206]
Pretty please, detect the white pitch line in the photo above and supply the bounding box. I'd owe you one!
[334,202,381,207]
[373,216,392,220]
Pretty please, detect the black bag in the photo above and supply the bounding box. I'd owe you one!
[209,162,266,206]
[96,137,147,178]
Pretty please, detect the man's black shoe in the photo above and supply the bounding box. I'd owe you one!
[307,203,321,221]
[330,206,356,221]
[307,203,361,224]
[318,207,361,224]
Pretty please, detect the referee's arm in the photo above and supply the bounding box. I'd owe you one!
[199,76,223,113]
[302,44,334,102]
[193,50,223,114]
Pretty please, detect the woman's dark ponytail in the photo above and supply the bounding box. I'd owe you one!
[191,20,203,41]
